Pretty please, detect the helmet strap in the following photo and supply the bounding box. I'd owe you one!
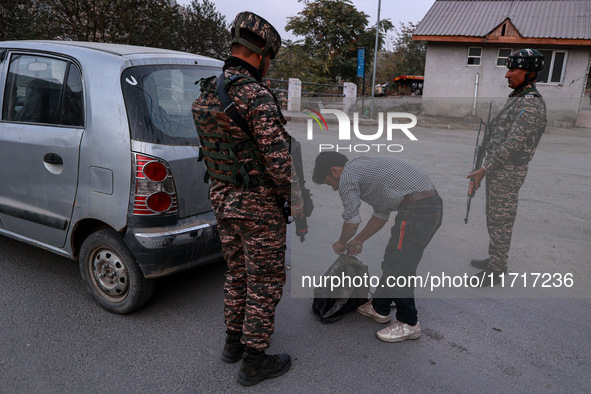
[233,36,263,56]
[513,69,537,91]
[258,44,272,75]
[522,71,537,89]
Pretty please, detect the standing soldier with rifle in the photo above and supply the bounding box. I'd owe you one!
[192,12,304,386]
[466,49,547,286]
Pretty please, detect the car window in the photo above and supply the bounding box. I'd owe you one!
[121,65,220,146]
[62,64,83,126]
[2,54,83,127]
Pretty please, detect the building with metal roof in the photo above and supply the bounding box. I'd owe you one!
[414,0,591,41]
[412,0,591,126]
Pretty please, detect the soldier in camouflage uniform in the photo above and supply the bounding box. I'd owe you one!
[192,12,303,386]
[467,49,547,286]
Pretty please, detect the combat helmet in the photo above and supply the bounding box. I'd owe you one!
[506,49,545,71]
[231,11,281,60]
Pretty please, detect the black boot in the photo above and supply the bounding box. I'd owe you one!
[237,348,291,386]
[221,330,244,363]
[470,257,490,269]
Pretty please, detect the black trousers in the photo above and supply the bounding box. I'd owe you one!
[372,196,443,325]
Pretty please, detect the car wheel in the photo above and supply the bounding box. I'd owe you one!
[414,89,422,95]
[79,228,154,314]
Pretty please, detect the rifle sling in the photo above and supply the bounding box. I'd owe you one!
[216,73,253,138]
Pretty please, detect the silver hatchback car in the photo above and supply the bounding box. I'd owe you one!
[0,40,223,313]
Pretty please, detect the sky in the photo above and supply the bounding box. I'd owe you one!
[176,0,437,50]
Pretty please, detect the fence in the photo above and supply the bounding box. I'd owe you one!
[263,78,357,114]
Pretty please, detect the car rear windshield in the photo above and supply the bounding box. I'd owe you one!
[121,65,219,146]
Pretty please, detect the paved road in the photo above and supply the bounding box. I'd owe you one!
[1,119,590,392]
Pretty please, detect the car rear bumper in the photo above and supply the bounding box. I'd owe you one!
[124,211,223,279]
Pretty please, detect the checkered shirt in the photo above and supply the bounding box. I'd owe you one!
[339,156,435,224]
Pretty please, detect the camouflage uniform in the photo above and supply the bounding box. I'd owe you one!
[192,62,301,350]
[482,82,546,271]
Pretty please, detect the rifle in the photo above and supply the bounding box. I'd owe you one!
[464,103,492,224]
[290,137,314,241]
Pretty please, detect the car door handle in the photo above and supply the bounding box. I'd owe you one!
[44,153,63,165]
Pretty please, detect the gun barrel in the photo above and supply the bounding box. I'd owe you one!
[464,196,472,224]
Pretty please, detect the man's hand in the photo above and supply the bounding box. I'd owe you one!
[333,240,348,255]
[347,240,363,256]
[467,167,486,195]
[333,222,359,255]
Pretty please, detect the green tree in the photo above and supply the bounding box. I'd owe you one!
[2,0,181,46]
[35,0,180,47]
[115,0,182,48]
[380,22,426,82]
[1,0,229,59]
[267,39,322,82]
[0,0,45,40]
[39,0,118,42]
[285,0,391,83]
[178,0,230,59]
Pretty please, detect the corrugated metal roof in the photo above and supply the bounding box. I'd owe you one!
[413,0,591,40]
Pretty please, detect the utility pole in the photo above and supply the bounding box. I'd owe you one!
[370,0,381,118]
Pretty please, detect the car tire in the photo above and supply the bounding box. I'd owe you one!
[79,228,154,314]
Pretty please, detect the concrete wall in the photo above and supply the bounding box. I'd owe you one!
[421,42,591,127]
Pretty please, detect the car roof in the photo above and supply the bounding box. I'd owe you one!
[0,40,223,67]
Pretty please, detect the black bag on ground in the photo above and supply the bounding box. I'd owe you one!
[312,255,369,324]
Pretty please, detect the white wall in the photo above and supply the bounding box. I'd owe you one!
[421,42,591,126]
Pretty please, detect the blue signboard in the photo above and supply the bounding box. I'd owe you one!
[357,47,365,78]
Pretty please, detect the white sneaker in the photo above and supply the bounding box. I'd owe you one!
[376,320,421,342]
[356,300,391,323]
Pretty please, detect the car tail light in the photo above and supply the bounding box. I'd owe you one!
[146,192,172,212]
[143,161,168,182]
[133,154,178,215]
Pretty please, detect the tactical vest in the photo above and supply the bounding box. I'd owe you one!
[195,74,270,187]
